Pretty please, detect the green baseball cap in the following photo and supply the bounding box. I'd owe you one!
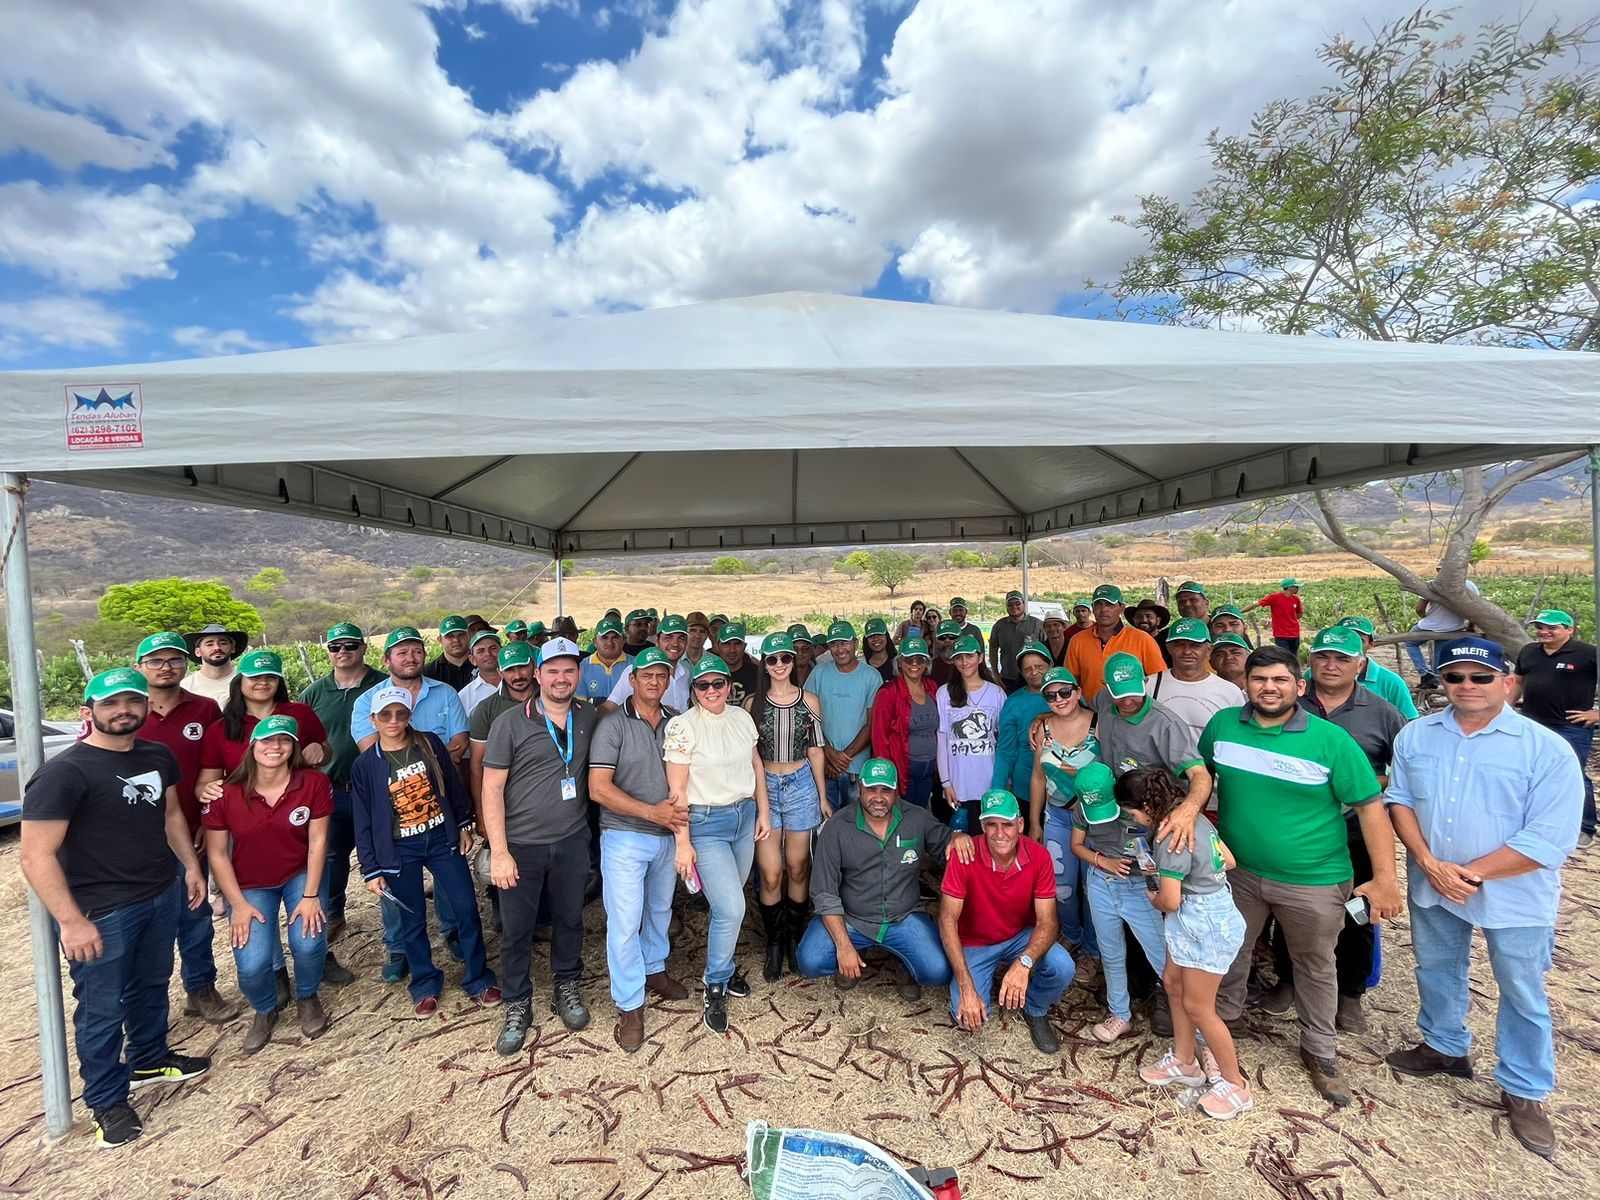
[647,608,658,617]
[762,632,795,656]
[626,608,649,623]
[951,634,982,656]
[949,597,969,609]
[594,618,624,638]
[439,615,468,635]
[1074,763,1120,825]
[1281,578,1299,589]
[718,621,747,642]
[1310,626,1363,657]
[1092,584,1124,604]
[859,758,899,791]
[250,714,299,743]
[238,649,285,678]
[1042,666,1078,689]
[899,636,931,660]
[658,615,688,635]
[470,629,502,650]
[385,626,425,652]
[979,788,1021,821]
[1175,581,1207,597]
[324,622,365,646]
[1005,590,1023,602]
[1071,598,1092,612]
[1338,616,1377,637]
[1210,604,1244,622]
[691,654,731,680]
[632,646,672,672]
[498,642,535,669]
[710,614,729,624]
[1103,652,1146,700]
[1212,632,1250,651]
[525,621,548,638]
[863,617,889,638]
[84,667,149,703]
[826,620,856,644]
[935,619,962,639]
[788,624,813,643]
[502,619,529,636]
[136,631,193,661]
[1166,618,1211,644]
[1016,638,1053,665]
[1531,609,1575,628]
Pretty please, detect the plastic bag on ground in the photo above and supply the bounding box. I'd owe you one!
[745,1120,933,1199]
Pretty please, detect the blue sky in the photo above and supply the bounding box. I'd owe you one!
[0,0,1542,369]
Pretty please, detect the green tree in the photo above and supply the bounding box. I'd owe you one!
[245,567,288,596]
[710,555,752,575]
[405,565,435,582]
[1106,6,1597,647]
[946,549,983,569]
[840,550,873,572]
[865,549,917,598]
[99,578,263,637]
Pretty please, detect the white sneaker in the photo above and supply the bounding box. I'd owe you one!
[1139,1051,1207,1088]
[1199,1077,1254,1121]
[1090,1015,1132,1044]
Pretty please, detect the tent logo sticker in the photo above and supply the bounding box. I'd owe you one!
[65,384,144,451]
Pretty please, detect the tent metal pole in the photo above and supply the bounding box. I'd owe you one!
[1591,448,1599,695]
[1019,538,1030,605]
[554,553,564,619]
[1,473,73,1140]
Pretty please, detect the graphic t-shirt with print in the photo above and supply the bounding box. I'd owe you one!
[384,744,444,839]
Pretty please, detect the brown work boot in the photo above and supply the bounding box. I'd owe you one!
[1502,1091,1556,1159]
[242,1010,278,1055]
[1299,1047,1351,1108]
[644,971,688,1001]
[183,984,241,1024]
[1385,1042,1473,1079]
[614,1006,646,1053]
[297,993,329,1039]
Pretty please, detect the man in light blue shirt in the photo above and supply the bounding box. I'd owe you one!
[805,621,883,811]
[1383,637,1581,1160]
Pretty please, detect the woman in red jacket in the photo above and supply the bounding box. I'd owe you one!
[869,635,937,809]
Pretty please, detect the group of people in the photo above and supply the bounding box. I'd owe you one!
[19,585,1593,1160]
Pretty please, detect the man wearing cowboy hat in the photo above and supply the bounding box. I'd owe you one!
[180,624,249,706]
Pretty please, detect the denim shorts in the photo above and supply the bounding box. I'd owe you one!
[766,768,823,832]
[1164,887,1245,975]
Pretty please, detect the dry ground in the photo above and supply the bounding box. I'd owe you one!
[0,835,1597,1200]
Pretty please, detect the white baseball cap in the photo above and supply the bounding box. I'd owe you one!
[537,637,583,664]
[367,685,415,713]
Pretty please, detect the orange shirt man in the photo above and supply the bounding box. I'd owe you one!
[1065,584,1168,700]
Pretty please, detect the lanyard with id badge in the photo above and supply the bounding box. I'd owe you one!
[529,698,579,801]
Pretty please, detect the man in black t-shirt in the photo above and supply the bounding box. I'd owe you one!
[20,668,211,1150]
[1513,610,1599,846]
[712,621,760,705]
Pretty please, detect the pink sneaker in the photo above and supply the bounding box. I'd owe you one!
[1140,1051,1207,1088]
[1090,1015,1132,1044]
[1200,1045,1222,1081]
[1199,1077,1254,1121]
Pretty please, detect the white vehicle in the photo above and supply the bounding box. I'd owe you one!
[0,709,82,827]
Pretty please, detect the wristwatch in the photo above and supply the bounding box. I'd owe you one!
[1018,953,1035,971]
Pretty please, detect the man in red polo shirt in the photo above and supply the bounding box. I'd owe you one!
[938,788,1074,1054]
[1251,578,1305,656]
[132,632,237,1024]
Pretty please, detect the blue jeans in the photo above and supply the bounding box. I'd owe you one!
[393,822,496,1003]
[1403,632,1440,679]
[62,879,180,1111]
[381,851,461,954]
[1410,901,1556,1100]
[948,929,1074,1018]
[1086,868,1169,1020]
[176,857,217,993]
[689,800,756,986]
[794,911,953,986]
[232,871,326,1013]
[825,772,859,813]
[1549,722,1596,836]
[904,759,935,810]
[601,829,677,1010]
[323,787,356,922]
[1042,806,1099,960]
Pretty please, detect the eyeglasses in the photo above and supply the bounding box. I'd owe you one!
[1441,671,1499,685]
[693,678,729,692]
[766,654,795,666]
[328,642,363,653]
[1043,686,1078,702]
[373,709,411,722]
[140,657,188,670]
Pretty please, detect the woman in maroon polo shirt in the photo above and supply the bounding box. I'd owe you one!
[195,649,328,808]
[204,715,332,1054]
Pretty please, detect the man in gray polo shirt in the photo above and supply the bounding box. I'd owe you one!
[588,649,691,1052]
[482,637,600,1052]
[1093,653,1211,801]
[989,591,1045,694]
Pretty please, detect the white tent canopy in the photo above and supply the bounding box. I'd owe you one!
[3,291,1595,556]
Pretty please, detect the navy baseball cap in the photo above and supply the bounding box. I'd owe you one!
[1436,636,1509,674]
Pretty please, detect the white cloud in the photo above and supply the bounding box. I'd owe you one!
[0,89,174,172]
[0,297,133,358]
[0,182,195,291]
[170,326,281,356]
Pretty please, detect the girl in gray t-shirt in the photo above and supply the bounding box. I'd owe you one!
[1114,768,1253,1123]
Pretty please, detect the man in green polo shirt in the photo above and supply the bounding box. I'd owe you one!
[1335,616,1420,719]
[1195,645,1403,1108]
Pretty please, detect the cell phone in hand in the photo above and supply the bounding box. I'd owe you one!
[684,863,703,894]
[1344,895,1371,925]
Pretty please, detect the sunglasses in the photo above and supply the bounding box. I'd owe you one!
[373,709,411,722]
[328,642,363,653]
[766,654,795,666]
[1043,686,1078,702]
[1441,671,1499,685]
[693,678,729,692]
[937,635,956,642]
